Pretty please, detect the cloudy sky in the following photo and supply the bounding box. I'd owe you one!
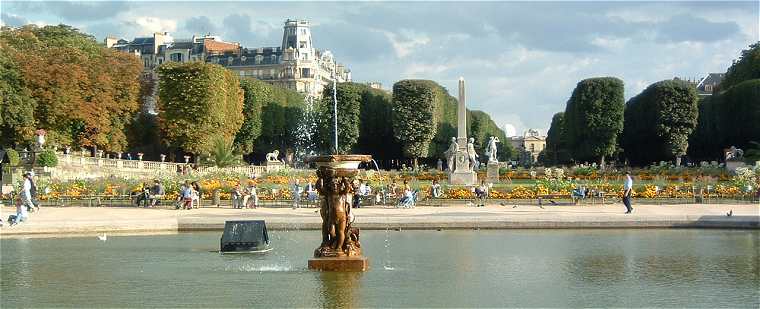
[2,1,758,135]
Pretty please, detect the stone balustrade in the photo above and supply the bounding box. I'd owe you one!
[50,153,280,180]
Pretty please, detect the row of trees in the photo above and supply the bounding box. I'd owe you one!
[1,24,511,166]
[310,80,511,167]
[542,43,760,167]
[1,25,143,151]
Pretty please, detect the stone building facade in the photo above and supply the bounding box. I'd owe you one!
[509,129,546,164]
[206,19,351,99]
[107,19,350,107]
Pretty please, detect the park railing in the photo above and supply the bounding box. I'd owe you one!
[41,153,283,180]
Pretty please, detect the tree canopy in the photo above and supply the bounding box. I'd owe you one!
[157,62,243,155]
[542,112,571,166]
[392,80,438,166]
[564,77,625,165]
[0,24,142,151]
[317,82,362,154]
[622,79,698,165]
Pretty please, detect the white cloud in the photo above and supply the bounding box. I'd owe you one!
[130,17,177,35]
[383,30,431,58]
[402,62,452,77]
[503,124,517,137]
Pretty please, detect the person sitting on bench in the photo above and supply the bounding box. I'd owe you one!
[474,181,488,207]
[148,180,165,207]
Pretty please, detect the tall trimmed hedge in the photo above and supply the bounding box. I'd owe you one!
[717,79,760,150]
[542,112,570,165]
[252,80,306,159]
[622,79,698,165]
[564,77,625,165]
[392,80,438,166]
[356,85,401,160]
[157,62,243,155]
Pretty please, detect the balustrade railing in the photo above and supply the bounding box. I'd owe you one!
[52,153,281,179]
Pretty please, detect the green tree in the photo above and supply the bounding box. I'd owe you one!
[542,112,571,166]
[356,85,401,160]
[0,50,36,147]
[622,79,699,166]
[717,79,760,151]
[719,42,760,91]
[157,62,243,155]
[564,77,625,166]
[234,79,268,154]
[0,24,142,151]
[688,96,723,161]
[317,82,362,154]
[392,80,438,168]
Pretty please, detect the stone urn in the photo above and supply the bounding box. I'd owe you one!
[305,154,371,272]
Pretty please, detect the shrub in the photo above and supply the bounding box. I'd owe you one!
[5,149,20,166]
[37,149,58,167]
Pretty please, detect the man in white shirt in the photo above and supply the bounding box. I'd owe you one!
[623,171,633,214]
[22,171,39,212]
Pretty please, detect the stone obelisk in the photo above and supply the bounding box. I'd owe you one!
[449,77,477,185]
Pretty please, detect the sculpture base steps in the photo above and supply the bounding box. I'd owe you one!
[449,171,477,186]
[308,256,369,272]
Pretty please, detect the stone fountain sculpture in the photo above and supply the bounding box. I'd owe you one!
[307,154,371,271]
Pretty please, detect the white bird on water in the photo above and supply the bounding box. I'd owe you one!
[97,233,107,241]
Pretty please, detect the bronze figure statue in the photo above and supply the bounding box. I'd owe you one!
[314,167,362,257]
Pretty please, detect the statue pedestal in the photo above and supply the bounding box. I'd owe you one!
[309,256,369,272]
[449,171,477,185]
[726,161,747,172]
[486,162,499,183]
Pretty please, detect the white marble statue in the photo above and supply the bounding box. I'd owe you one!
[486,136,500,163]
[444,137,458,171]
[265,150,280,162]
[467,137,478,170]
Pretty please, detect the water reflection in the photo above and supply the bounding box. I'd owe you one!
[566,255,627,283]
[637,255,700,282]
[317,272,362,308]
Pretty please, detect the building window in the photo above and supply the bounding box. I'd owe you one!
[299,41,307,48]
[240,56,247,62]
[170,53,183,62]
[255,55,263,64]
[301,68,311,78]
[301,53,308,60]
[300,29,306,35]
[705,84,713,92]
[271,55,277,63]
[530,144,535,152]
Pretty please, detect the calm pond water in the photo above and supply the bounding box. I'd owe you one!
[1,229,758,308]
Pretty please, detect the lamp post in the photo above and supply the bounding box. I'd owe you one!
[332,63,338,154]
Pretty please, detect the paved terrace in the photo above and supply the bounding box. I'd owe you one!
[1,203,758,237]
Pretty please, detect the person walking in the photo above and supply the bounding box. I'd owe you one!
[180,181,193,210]
[623,171,634,214]
[292,179,302,209]
[21,171,39,213]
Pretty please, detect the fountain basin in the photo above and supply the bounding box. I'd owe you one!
[305,154,372,170]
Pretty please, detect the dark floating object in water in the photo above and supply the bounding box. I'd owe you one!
[220,220,271,254]
[727,210,733,217]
